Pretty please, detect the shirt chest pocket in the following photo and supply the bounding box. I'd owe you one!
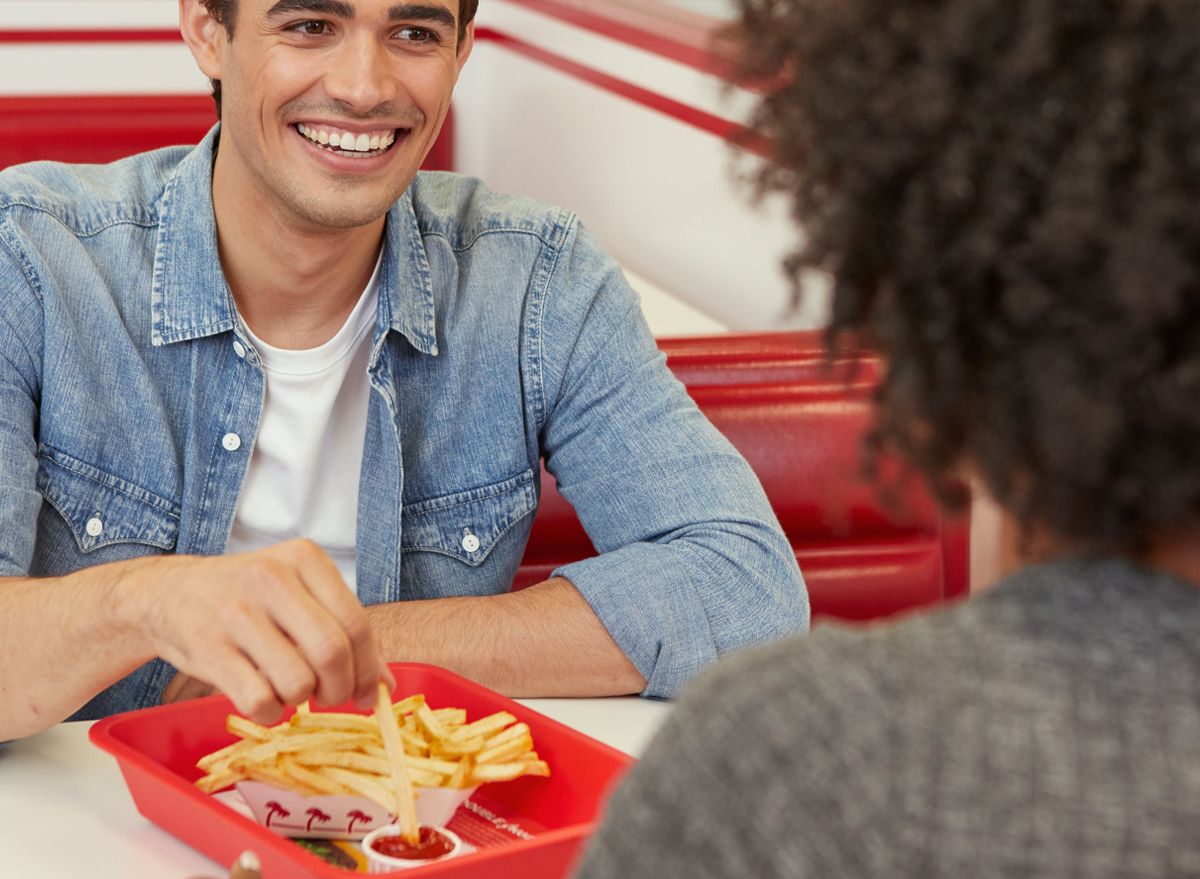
[36,445,180,554]
[401,469,536,566]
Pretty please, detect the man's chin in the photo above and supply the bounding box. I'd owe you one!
[283,190,403,232]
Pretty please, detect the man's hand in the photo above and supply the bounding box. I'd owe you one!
[125,538,392,723]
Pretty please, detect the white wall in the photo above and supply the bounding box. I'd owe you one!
[0,0,824,334]
[457,1,826,331]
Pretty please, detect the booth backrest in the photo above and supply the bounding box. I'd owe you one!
[0,95,454,171]
[517,332,970,622]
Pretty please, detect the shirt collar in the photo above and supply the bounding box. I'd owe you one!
[151,124,438,357]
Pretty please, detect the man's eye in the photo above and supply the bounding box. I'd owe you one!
[396,26,439,43]
[291,20,330,36]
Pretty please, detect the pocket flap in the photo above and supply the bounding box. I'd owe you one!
[37,445,180,553]
[402,469,536,566]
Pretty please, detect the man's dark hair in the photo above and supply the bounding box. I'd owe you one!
[734,0,1200,551]
[198,0,480,117]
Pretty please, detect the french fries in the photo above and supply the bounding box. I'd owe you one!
[194,691,550,818]
[374,682,419,844]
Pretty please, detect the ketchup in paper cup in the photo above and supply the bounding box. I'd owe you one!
[362,824,464,872]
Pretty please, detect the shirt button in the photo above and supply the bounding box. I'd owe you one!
[233,340,247,359]
[85,516,104,537]
[461,533,481,553]
[222,432,242,452]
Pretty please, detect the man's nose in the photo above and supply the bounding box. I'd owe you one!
[322,35,399,113]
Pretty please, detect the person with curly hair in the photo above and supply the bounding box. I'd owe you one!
[575,0,1200,875]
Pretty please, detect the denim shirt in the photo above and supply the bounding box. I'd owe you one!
[0,128,807,716]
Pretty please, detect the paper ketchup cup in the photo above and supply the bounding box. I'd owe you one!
[362,825,464,872]
[237,781,475,840]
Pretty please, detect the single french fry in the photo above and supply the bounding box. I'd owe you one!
[445,756,473,790]
[414,702,449,741]
[406,755,460,776]
[471,759,550,783]
[375,682,420,845]
[482,722,530,750]
[448,711,516,743]
[194,767,241,794]
[293,750,390,775]
[430,707,468,727]
[196,737,256,773]
[477,733,534,766]
[432,735,485,756]
[392,694,426,717]
[290,712,377,733]
[226,715,273,742]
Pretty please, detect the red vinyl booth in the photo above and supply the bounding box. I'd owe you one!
[0,94,455,171]
[518,333,970,622]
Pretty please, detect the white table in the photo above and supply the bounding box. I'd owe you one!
[0,697,671,879]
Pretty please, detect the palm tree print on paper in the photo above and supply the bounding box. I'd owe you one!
[306,807,332,833]
[346,809,374,834]
[265,801,290,828]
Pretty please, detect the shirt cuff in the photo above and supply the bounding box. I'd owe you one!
[553,544,722,699]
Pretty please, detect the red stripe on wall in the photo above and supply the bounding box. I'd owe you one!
[475,28,765,155]
[0,30,182,43]
[495,0,736,79]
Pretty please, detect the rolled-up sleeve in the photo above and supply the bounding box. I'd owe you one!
[537,222,809,698]
[0,217,45,577]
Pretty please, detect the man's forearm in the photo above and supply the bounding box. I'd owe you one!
[365,577,647,697]
[0,567,154,740]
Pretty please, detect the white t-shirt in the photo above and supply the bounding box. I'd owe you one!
[225,261,381,594]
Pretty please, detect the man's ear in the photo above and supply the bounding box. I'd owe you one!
[456,21,475,72]
[179,0,227,81]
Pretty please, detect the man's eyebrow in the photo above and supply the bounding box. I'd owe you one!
[388,4,456,28]
[265,0,356,19]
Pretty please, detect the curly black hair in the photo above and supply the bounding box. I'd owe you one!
[733,0,1200,550]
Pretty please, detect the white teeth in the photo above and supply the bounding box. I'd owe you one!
[296,124,397,154]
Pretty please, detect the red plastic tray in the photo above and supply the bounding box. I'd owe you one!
[89,663,634,878]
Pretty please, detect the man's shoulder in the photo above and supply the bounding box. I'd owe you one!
[407,171,577,251]
[0,145,190,234]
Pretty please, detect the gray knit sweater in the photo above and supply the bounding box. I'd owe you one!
[575,558,1200,877]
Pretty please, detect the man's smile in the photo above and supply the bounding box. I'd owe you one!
[294,122,404,159]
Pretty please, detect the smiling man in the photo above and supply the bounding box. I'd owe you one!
[0,0,806,740]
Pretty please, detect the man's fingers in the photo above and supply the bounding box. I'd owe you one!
[228,606,321,707]
[205,647,285,726]
[154,539,387,720]
[280,539,388,706]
